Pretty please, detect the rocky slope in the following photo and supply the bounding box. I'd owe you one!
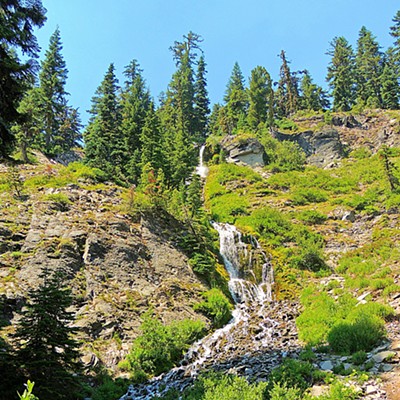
[0,162,210,371]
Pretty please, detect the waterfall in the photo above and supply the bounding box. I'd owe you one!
[212,222,273,304]
[195,144,208,178]
[119,223,274,400]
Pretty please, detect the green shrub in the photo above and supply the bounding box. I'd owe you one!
[265,359,315,398]
[194,288,232,328]
[189,252,216,276]
[317,380,359,400]
[291,188,328,205]
[297,210,327,225]
[351,350,367,365]
[91,377,127,400]
[268,381,301,400]
[327,314,385,354]
[126,313,205,381]
[183,372,266,400]
[43,193,71,207]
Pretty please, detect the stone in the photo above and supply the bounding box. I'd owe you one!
[365,385,378,395]
[342,210,356,222]
[271,128,345,167]
[320,360,334,371]
[220,136,266,167]
[372,351,396,363]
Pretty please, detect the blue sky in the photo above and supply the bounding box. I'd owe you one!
[35,0,400,125]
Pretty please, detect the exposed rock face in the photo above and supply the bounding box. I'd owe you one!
[220,136,266,167]
[272,128,345,167]
[0,181,209,370]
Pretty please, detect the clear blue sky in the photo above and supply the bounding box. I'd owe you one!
[34,0,399,125]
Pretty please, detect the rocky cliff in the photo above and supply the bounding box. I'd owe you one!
[0,163,210,371]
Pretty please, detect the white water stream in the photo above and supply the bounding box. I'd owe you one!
[195,144,208,178]
[119,148,275,399]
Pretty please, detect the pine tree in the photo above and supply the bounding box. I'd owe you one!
[121,59,151,182]
[14,269,81,400]
[84,63,125,180]
[39,28,81,154]
[12,87,44,162]
[355,26,383,108]
[194,56,210,141]
[381,62,400,109]
[389,10,400,79]
[275,50,301,117]
[223,62,248,133]
[163,32,202,186]
[0,0,46,156]
[140,103,163,172]
[326,36,356,111]
[300,70,330,111]
[247,66,273,128]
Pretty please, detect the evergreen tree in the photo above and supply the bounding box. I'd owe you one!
[121,59,151,182]
[326,36,356,111]
[12,87,44,162]
[300,70,330,111]
[381,62,400,109]
[186,174,203,218]
[0,0,46,156]
[163,32,202,186]
[275,50,301,117]
[39,28,81,154]
[247,66,273,128]
[194,56,210,141]
[14,269,81,400]
[84,63,125,180]
[355,26,383,108]
[223,62,247,133]
[140,103,163,172]
[389,10,400,79]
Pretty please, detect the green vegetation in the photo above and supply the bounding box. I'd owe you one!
[296,286,393,353]
[122,313,205,382]
[194,288,232,328]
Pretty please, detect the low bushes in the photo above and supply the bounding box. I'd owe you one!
[123,313,205,382]
[194,289,232,328]
[296,287,393,354]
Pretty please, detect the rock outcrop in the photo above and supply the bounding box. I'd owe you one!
[220,136,266,167]
[0,175,209,370]
[272,128,345,167]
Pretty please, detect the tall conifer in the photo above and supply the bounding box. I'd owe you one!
[326,36,356,111]
[355,26,383,107]
[247,66,273,128]
[84,63,125,179]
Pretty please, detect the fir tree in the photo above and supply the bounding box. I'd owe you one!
[140,103,163,172]
[247,66,273,128]
[194,56,210,141]
[39,28,81,154]
[223,62,247,133]
[389,10,400,79]
[14,269,81,400]
[84,63,125,180]
[121,59,151,182]
[355,26,383,108]
[381,62,400,109]
[0,0,46,156]
[163,32,202,186]
[326,36,356,111]
[12,87,44,162]
[300,70,330,111]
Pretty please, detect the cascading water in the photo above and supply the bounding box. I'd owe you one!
[119,222,275,400]
[195,144,208,178]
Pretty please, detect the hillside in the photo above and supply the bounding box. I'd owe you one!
[0,111,400,399]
